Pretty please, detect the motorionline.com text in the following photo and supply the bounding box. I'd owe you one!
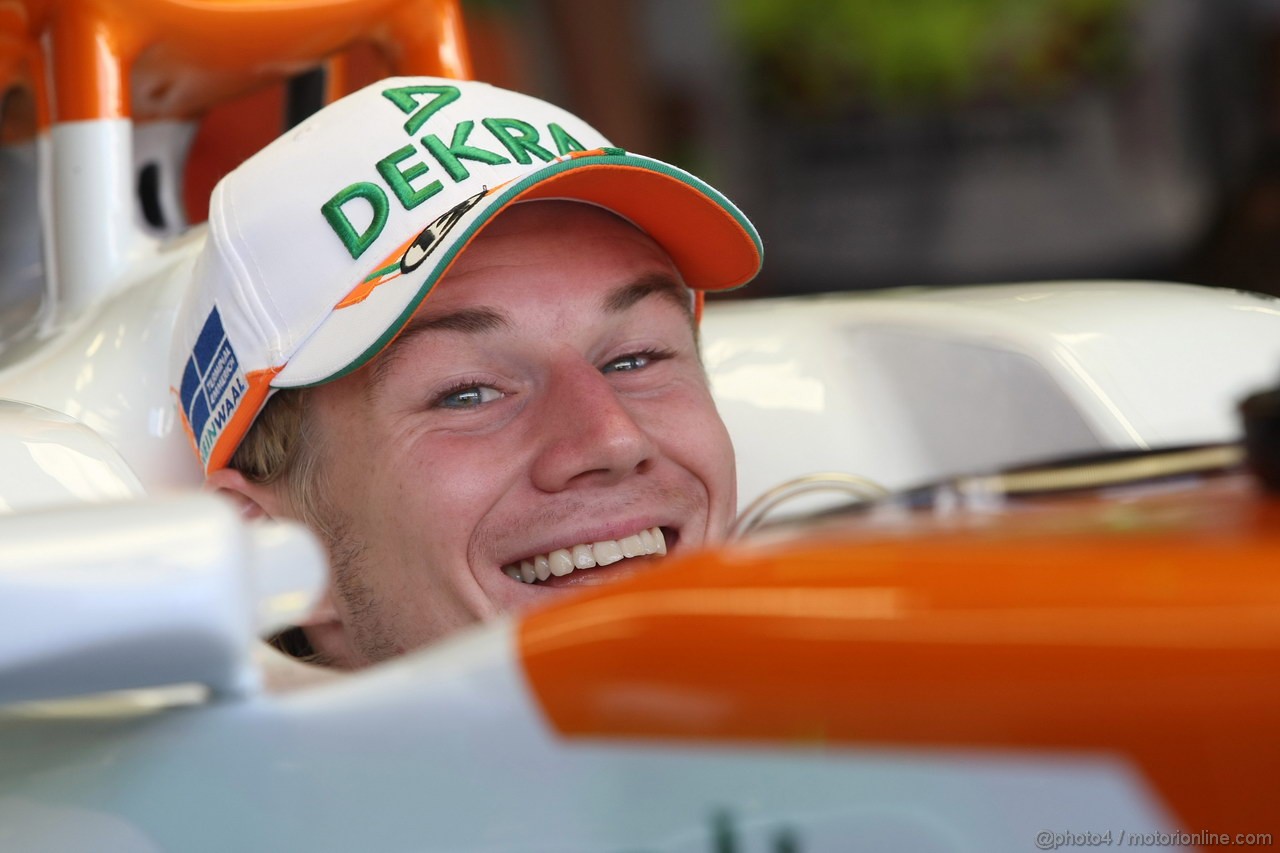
[1035,830,1273,849]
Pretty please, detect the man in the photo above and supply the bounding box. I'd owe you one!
[171,77,762,668]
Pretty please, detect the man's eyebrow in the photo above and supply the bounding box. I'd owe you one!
[367,306,510,392]
[603,273,695,319]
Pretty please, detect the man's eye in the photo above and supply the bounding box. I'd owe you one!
[603,349,669,374]
[437,385,503,408]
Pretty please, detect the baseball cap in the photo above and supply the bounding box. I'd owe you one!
[171,76,763,474]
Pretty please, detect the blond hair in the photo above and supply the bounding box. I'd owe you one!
[228,388,331,537]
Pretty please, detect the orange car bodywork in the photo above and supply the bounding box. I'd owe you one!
[34,0,469,122]
[522,474,1280,837]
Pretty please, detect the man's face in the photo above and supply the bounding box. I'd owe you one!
[301,201,737,666]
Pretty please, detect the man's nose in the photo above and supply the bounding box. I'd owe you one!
[529,356,658,493]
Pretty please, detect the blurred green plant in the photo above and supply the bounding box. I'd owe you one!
[728,0,1135,112]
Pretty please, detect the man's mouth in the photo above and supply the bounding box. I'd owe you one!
[501,526,670,585]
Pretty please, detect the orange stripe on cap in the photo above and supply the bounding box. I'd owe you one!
[334,232,421,309]
[517,164,760,291]
[518,477,1280,833]
[203,366,282,473]
[336,267,403,309]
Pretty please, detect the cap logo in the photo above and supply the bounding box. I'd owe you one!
[178,307,247,466]
[381,83,461,135]
[319,86,588,262]
[401,189,488,273]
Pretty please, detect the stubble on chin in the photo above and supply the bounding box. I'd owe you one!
[319,510,401,665]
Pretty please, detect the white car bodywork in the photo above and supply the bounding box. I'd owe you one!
[704,282,1280,512]
[0,612,1183,853]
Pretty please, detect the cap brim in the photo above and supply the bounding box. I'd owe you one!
[274,150,762,389]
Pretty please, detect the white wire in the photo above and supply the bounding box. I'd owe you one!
[730,472,890,540]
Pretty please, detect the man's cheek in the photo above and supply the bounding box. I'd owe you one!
[398,446,517,543]
[692,409,738,530]
[662,392,734,461]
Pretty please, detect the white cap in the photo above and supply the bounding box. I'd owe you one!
[171,76,762,473]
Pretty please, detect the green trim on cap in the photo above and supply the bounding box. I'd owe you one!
[362,261,401,283]
[297,151,763,388]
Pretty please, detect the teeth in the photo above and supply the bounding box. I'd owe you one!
[593,540,624,566]
[619,534,644,558]
[503,527,667,584]
[549,549,574,577]
[572,544,595,569]
[533,554,551,581]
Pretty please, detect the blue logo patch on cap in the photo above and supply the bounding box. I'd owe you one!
[180,307,248,465]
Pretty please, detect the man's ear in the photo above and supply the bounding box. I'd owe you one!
[205,467,286,521]
[207,467,358,667]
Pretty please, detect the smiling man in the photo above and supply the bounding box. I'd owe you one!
[170,77,762,667]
